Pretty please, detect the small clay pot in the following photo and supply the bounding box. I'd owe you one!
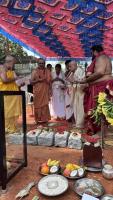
[102,164,113,180]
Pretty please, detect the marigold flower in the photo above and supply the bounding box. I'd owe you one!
[92,92,113,126]
[106,117,113,125]
[98,92,106,104]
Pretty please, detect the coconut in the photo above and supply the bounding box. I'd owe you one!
[77,168,84,177]
[70,170,78,177]
[50,166,59,174]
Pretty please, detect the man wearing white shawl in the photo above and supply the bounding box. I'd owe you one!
[68,61,85,128]
[51,64,65,119]
[64,60,74,121]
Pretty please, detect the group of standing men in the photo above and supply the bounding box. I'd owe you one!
[31,58,85,129]
[0,45,113,135]
[31,45,113,135]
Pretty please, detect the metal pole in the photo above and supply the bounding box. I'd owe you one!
[22,91,27,167]
[101,117,105,149]
[0,93,7,190]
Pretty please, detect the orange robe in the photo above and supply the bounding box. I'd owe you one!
[33,68,51,123]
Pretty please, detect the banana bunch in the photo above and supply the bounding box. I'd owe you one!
[47,159,60,167]
[66,163,80,171]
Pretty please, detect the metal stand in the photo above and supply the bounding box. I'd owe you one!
[101,117,105,149]
[0,91,27,190]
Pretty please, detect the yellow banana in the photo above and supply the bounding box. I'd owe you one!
[47,159,60,166]
[54,160,60,166]
[73,164,80,169]
[47,159,52,166]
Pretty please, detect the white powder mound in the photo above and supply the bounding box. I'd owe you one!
[38,175,68,196]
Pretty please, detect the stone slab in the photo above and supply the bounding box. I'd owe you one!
[54,131,69,147]
[38,131,54,146]
[27,129,41,145]
[68,133,82,149]
[7,133,23,145]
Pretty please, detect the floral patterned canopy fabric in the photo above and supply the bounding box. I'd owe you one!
[0,0,113,59]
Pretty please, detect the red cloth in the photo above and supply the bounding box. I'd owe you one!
[86,51,105,75]
[86,59,95,75]
[84,80,113,134]
[84,51,113,134]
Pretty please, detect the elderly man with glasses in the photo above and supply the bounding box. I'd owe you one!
[0,55,21,134]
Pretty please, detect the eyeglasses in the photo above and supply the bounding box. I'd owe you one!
[38,62,45,64]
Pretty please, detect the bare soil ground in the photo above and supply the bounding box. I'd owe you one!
[0,146,113,200]
[0,105,113,200]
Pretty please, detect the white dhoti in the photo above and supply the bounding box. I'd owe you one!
[65,84,73,120]
[72,66,85,128]
[73,84,84,128]
[49,98,54,117]
[51,71,65,118]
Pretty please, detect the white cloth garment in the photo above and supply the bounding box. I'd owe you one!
[65,79,73,120]
[51,71,65,118]
[72,66,85,128]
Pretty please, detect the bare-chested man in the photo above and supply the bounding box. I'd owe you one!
[77,45,113,134]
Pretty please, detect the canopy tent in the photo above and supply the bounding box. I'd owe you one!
[0,0,113,60]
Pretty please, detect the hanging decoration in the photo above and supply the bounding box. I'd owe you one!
[0,0,113,59]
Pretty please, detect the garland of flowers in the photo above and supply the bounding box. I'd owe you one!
[92,92,113,125]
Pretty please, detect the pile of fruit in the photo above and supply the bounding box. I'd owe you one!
[40,159,60,175]
[63,163,85,178]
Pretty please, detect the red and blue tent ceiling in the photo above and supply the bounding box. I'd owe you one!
[0,0,113,59]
